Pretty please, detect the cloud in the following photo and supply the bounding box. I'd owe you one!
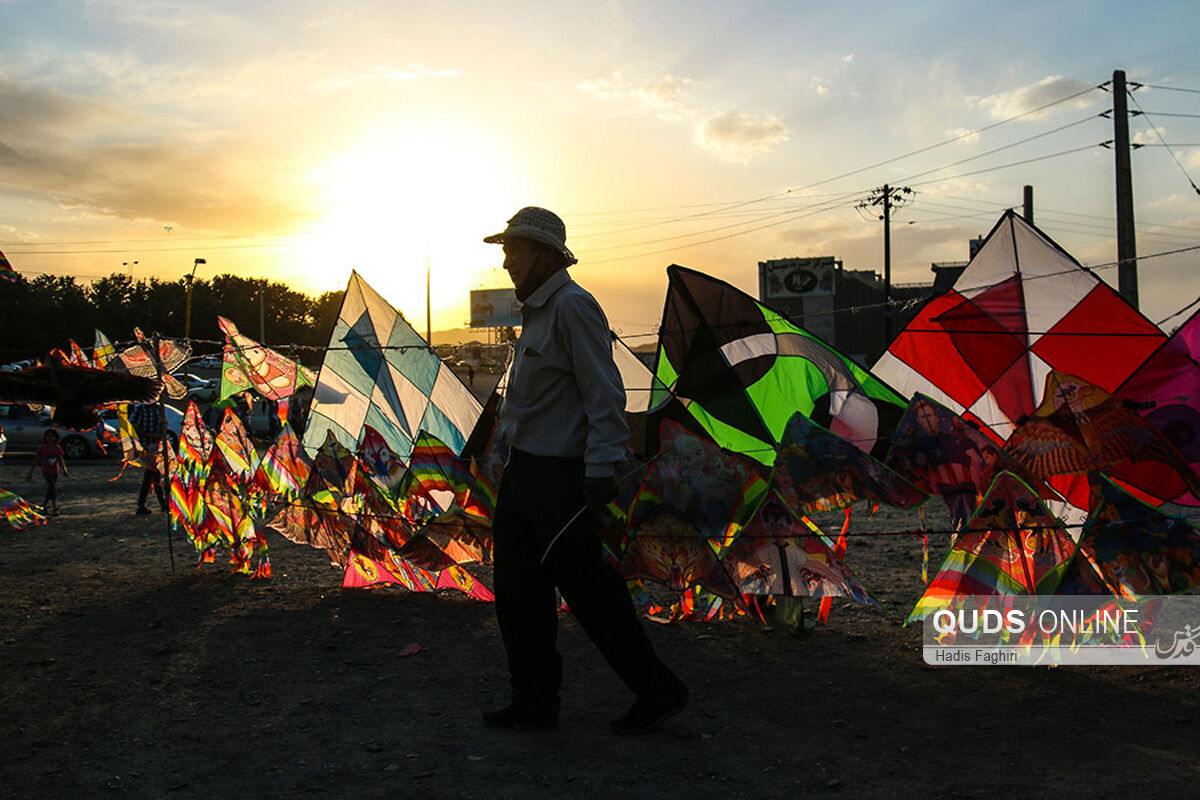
[1185,148,1200,171]
[578,72,695,119]
[1132,128,1162,146]
[633,75,694,121]
[0,75,314,234]
[577,72,626,101]
[695,112,789,163]
[945,126,981,144]
[842,54,854,63]
[970,75,1099,120]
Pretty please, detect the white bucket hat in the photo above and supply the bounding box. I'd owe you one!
[483,206,577,266]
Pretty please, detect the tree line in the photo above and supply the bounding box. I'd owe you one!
[0,272,345,369]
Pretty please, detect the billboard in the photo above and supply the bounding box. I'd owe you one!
[470,288,521,328]
[759,256,837,300]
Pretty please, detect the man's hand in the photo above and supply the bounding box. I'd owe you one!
[583,475,618,515]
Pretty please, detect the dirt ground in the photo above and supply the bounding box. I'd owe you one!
[4,456,1200,800]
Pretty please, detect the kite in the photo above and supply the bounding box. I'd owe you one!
[266,431,364,566]
[620,509,743,602]
[216,316,316,403]
[1004,371,1200,507]
[213,407,259,484]
[357,425,406,499]
[620,421,766,603]
[0,249,18,282]
[628,419,767,546]
[400,430,491,521]
[66,340,89,366]
[302,271,481,462]
[887,394,1042,528]
[118,328,192,400]
[775,411,928,515]
[395,430,493,563]
[0,352,160,429]
[908,471,1076,622]
[874,210,1164,442]
[457,389,507,523]
[0,489,46,530]
[721,490,875,604]
[266,470,353,567]
[344,467,493,598]
[197,453,270,578]
[1114,307,1200,505]
[651,264,908,465]
[253,424,312,502]
[93,330,115,370]
[342,548,495,600]
[1056,475,1200,598]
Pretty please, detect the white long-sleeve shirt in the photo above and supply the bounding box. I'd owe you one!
[498,269,629,477]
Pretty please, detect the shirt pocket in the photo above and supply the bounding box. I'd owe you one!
[516,346,563,406]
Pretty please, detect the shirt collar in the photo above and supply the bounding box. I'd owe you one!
[521,269,571,310]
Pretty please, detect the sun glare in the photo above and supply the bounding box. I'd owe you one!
[300,128,523,331]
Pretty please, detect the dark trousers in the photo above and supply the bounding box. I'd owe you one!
[138,469,165,509]
[493,448,685,709]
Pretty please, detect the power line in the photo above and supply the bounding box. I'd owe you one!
[585,195,862,265]
[579,140,1118,267]
[582,190,864,253]
[1127,91,1200,197]
[907,142,1106,188]
[1134,82,1200,95]
[1131,111,1200,119]
[570,81,1105,242]
[893,114,1104,185]
[927,192,1200,234]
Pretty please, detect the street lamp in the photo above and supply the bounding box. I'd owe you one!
[184,257,206,341]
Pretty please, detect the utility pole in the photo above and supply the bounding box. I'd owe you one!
[859,184,912,341]
[1112,69,1138,309]
[259,288,266,344]
[426,258,432,346]
[1023,185,1034,225]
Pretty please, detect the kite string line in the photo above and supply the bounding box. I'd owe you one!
[253,491,1200,538]
[90,242,1200,355]
[627,243,1200,339]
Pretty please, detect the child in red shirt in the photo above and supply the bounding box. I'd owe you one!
[28,429,68,516]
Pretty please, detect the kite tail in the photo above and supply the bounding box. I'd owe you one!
[918,505,929,585]
[818,508,854,624]
[251,555,272,580]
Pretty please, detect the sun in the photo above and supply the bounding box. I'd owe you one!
[298,127,525,331]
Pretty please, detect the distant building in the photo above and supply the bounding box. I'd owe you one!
[758,256,839,342]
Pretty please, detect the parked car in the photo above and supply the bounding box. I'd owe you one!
[181,373,218,403]
[192,354,222,369]
[0,404,117,459]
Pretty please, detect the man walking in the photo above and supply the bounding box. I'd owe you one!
[481,206,687,734]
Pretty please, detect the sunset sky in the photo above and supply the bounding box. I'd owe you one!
[2,0,1199,342]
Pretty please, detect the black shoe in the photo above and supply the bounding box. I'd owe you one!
[135,506,152,515]
[610,694,687,735]
[481,703,559,730]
